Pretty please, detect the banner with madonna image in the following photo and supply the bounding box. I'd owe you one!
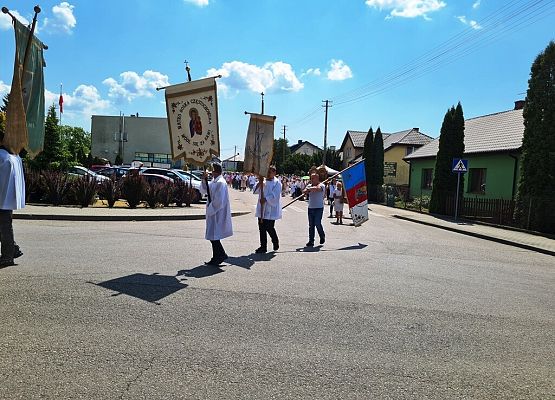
[164,77,220,165]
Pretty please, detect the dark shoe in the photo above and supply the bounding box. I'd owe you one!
[255,247,267,254]
[0,259,15,268]
[14,248,23,259]
[205,258,223,266]
[305,242,314,247]
[320,237,325,245]
[273,242,279,251]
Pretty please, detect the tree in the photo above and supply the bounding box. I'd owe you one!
[429,103,465,215]
[282,153,312,176]
[35,105,64,169]
[362,128,374,196]
[515,41,555,233]
[59,125,91,165]
[369,127,385,201]
[311,148,342,171]
[272,138,291,173]
[115,154,123,165]
[0,94,9,113]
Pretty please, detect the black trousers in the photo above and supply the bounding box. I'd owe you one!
[258,219,278,249]
[0,210,15,260]
[210,240,227,260]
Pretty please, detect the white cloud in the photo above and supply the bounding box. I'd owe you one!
[0,9,31,31]
[184,0,209,6]
[46,84,111,117]
[103,70,170,102]
[206,61,304,94]
[365,0,446,19]
[457,15,482,29]
[301,68,321,78]
[49,2,77,33]
[472,0,481,9]
[327,59,353,81]
[0,80,10,98]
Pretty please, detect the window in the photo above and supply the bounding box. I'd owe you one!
[468,168,487,194]
[135,152,171,163]
[421,168,433,189]
[405,146,416,156]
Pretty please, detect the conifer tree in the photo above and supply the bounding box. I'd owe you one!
[36,105,63,169]
[362,128,374,194]
[371,127,385,201]
[515,41,555,232]
[429,103,465,214]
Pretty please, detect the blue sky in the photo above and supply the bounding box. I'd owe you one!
[1,0,554,159]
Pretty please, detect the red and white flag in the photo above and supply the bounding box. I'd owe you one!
[58,90,64,114]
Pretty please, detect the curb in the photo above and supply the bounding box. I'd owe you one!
[392,214,555,257]
[13,211,251,222]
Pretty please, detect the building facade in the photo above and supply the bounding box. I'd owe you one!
[91,114,181,168]
[405,104,524,200]
[289,140,322,156]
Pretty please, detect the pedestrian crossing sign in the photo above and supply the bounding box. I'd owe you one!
[452,158,468,173]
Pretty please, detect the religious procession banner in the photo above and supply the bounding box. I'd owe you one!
[4,18,46,157]
[164,77,220,165]
[243,113,276,177]
[342,160,369,226]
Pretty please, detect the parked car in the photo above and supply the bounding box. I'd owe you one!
[142,173,174,185]
[141,168,204,203]
[190,170,212,181]
[67,166,109,183]
[97,166,129,180]
[90,164,111,172]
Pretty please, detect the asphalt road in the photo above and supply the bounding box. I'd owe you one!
[1,191,553,399]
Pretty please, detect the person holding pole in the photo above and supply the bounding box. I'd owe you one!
[304,173,326,247]
[253,166,282,254]
[200,162,232,266]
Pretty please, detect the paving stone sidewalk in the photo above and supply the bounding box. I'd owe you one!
[369,204,555,257]
[13,191,254,221]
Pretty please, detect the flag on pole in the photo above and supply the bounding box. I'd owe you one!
[164,77,220,165]
[59,88,64,114]
[243,113,275,176]
[342,161,369,226]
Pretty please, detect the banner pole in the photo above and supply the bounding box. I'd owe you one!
[282,158,366,210]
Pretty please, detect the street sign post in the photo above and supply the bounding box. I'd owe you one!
[452,159,468,221]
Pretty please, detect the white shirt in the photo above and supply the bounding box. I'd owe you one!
[0,149,25,210]
[200,174,233,241]
[253,177,282,220]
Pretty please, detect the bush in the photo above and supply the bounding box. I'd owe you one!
[71,176,98,208]
[407,195,431,211]
[121,173,146,209]
[159,181,175,207]
[41,170,71,206]
[24,169,45,203]
[98,178,120,208]
[144,181,162,209]
[173,180,191,207]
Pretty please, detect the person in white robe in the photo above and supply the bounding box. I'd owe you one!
[200,162,233,265]
[0,146,25,267]
[253,166,282,253]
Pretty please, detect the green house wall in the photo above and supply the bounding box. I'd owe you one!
[408,153,521,200]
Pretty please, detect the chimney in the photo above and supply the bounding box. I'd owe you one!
[298,140,303,145]
[514,100,525,110]
[412,128,419,132]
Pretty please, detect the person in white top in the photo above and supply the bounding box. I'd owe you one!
[200,162,233,265]
[0,146,25,267]
[333,181,345,225]
[253,166,282,253]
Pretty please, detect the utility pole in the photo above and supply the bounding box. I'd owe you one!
[282,125,287,167]
[261,92,265,114]
[322,100,332,166]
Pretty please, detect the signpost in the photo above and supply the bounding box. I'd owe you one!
[452,158,468,221]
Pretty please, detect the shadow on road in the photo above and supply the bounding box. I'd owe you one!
[91,273,188,305]
[226,252,276,269]
[177,264,225,278]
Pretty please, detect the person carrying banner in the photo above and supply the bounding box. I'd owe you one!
[303,173,326,247]
[200,162,232,265]
[253,166,282,254]
[0,143,25,268]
